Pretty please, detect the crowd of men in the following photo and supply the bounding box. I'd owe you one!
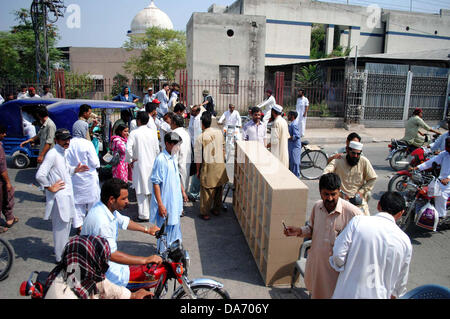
[1,83,449,299]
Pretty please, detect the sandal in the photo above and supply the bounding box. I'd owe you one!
[5,217,19,228]
[0,226,8,234]
[199,214,210,221]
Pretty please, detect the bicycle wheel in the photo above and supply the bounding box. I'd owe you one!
[300,150,328,180]
[175,284,230,299]
[0,238,14,281]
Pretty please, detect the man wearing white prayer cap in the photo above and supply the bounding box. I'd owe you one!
[324,136,377,215]
[267,104,290,168]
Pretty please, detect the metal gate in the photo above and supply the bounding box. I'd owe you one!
[363,70,449,125]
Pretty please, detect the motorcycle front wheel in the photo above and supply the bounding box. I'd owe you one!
[0,238,14,281]
[175,284,230,299]
[388,174,410,192]
[397,203,415,232]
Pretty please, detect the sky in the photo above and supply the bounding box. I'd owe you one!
[1,0,449,48]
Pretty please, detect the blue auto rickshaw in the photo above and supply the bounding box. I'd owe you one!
[0,98,62,168]
[0,98,136,169]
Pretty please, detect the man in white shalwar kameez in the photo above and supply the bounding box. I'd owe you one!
[295,89,309,137]
[35,129,88,262]
[256,89,276,124]
[171,114,192,197]
[267,104,290,168]
[126,111,160,222]
[65,124,101,234]
[330,191,412,299]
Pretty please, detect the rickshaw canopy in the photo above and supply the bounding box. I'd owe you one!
[46,99,136,133]
[0,98,62,137]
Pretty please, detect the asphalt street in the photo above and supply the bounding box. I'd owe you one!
[0,142,449,299]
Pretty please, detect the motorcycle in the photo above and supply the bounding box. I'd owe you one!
[387,131,439,171]
[20,220,231,299]
[396,171,450,233]
[388,147,437,192]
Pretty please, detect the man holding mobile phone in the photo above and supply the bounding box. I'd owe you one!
[284,173,362,299]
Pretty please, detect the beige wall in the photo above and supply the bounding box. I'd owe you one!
[68,47,142,80]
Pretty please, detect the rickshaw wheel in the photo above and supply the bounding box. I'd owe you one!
[12,151,30,169]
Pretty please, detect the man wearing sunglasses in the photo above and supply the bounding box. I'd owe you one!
[324,141,377,216]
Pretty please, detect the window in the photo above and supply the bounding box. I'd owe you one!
[94,79,104,92]
[219,65,239,94]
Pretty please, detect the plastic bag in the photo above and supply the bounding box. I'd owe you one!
[415,202,439,231]
[427,179,442,197]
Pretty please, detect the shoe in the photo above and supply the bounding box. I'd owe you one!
[199,214,210,221]
[135,217,149,223]
[211,210,220,216]
[5,217,19,228]
[0,226,8,234]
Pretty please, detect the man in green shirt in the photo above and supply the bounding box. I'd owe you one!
[402,108,441,147]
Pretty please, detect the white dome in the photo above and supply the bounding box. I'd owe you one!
[128,1,174,36]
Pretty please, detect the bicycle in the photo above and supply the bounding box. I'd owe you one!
[299,141,328,180]
[0,237,14,281]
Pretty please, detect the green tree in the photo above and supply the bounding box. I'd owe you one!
[0,8,62,84]
[295,64,322,85]
[310,24,326,59]
[110,73,129,98]
[123,27,186,81]
[64,72,94,99]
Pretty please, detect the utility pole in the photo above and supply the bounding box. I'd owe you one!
[30,0,65,85]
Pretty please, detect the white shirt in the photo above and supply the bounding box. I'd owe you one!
[65,137,101,205]
[257,95,276,123]
[155,89,169,116]
[81,201,130,286]
[173,127,192,190]
[295,96,309,135]
[330,213,413,299]
[159,121,172,150]
[0,94,4,104]
[126,125,160,195]
[35,144,76,223]
[430,132,449,152]
[295,96,309,117]
[243,120,267,144]
[218,110,242,127]
[418,150,450,182]
[189,112,204,148]
[18,93,41,99]
[143,93,156,105]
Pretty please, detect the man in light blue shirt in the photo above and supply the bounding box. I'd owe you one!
[430,119,449,153]
[243,106,266,144]
[155,83,170,118]
[150,132,189,253]
[81,178,162,286]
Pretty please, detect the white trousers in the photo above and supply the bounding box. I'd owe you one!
[435,187,450,218]
[50,204,72,263]
[136,193,150,220]
[73,202,95,229]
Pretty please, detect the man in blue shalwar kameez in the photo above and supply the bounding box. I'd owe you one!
[150,132,189,253]
[288,111,302,178]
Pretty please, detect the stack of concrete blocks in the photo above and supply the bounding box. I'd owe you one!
[232,140,309,286]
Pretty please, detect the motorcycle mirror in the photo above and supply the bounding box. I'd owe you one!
[155,219,168,239]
